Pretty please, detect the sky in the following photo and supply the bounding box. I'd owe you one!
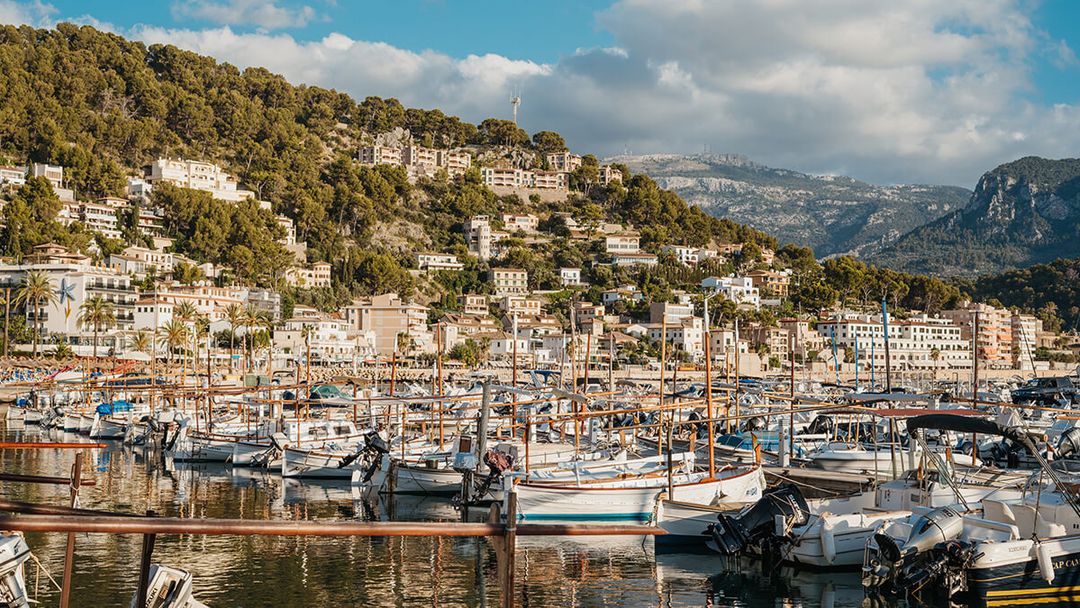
[1,0,1079,187]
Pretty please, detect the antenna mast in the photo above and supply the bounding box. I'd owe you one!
[510,87,521,127]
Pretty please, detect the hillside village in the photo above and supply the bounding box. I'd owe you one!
[0,140,1072,381]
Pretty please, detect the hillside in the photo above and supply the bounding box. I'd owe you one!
[0,23,776,307]
[870,157,1080,277]
[963,258,1080,334]
[608,153,970,257]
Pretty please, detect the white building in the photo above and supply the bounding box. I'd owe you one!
[501,214,539,233]
[662,245,719,265]
[358,145,402,167]
[285,262,332,289]
[133,298,175,332]
[702,276,761,310]
[464,215,493,261]
[559,267,582,287]
[647,316,705,358]
[275,313,374,363]
[0,244,137,341]
[546,152,582,172]
[147,158,260,205]
[611,252,658,267]
[816,312,972,373]
[480,167,530,188]
[108,246,177,279]
[0,165,26,187]
[490,268,529,296]
[417,253,464,271]
[605,235,640,254]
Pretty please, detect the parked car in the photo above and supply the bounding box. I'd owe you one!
[1010,376,1079,405]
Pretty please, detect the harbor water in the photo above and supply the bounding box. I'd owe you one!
[0,420,876,607]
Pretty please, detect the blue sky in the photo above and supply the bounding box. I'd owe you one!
[4,0,1080,186]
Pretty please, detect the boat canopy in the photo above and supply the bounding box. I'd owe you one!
[905,413,1026,442]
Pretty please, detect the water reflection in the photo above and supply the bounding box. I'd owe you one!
[1,422,880,607]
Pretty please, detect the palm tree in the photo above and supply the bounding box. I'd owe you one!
[193,315,210,376]
[257,311,275,375]
[15,270,58,356]
[224,303,244,370]
[129,330,152,357]
[77,296,116,358]
[173,301,198,378]
[159,319,190,367]
[930,347,941,382]
[241,304,262,371]
[52,337,72,359]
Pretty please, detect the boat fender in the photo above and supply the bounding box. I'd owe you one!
[820,516,837,564]
[1037,542,1055,584]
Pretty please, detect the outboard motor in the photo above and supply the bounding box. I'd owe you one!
[707,484,811,556]
[874,507,965,564]
[339,430,390,484]
[0,534,31,608]
[866,507,972,600]
[742,416,766,433]
[133,564,209,607]
[1058,427,1080,459]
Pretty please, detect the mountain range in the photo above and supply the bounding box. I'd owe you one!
[608,153,971,258]
[865,156,1080,277]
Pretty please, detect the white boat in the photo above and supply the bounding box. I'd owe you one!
[89,414,130,439]
[512,460,765,522]
[280,443,369,479]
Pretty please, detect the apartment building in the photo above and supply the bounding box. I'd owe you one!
[1011,313,1041,371]
[598,165,623,186]
[438,313,502,349]
[746,269,792,298]
[816,312,972,372]
[779,318,827,355]
[0,244,137,339]
[649,301,695,324]
[501,214,539,233]
[147,158,257,204]
[546,152,582,172]
[283,262,331,289]
[941,302,1013,369]
[417,253,464,271]
[463,215,493,260]
[746,325,791,358]
[107,246,177,278]
[0,165,25,186]
[437,149,471,176]
[611,252,658,267]
[359,145,403,166]
[461,294,489,316]
[490,268,529,296]
[605,235,641,254]
[480,166,528,188]
[647,316,705,358]
[402,145,438,169]
[345,293,432,355]
[530,170,567,190]
[275,312,374,363]
[156,283,245,325]
[498,295,543,317]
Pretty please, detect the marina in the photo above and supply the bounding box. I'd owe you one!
[0,354,1077,606]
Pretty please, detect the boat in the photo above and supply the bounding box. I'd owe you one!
[861,414,1080,604]
[511,455,764,522]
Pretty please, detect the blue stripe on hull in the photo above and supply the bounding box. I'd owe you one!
[518,513,650,522]
[969,552,1080,606]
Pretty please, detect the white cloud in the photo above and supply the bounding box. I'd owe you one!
[0,0,55,27]
[11,0,1080,185]
[172,0,317,30]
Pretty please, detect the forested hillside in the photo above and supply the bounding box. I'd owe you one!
[0,23,775,309]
